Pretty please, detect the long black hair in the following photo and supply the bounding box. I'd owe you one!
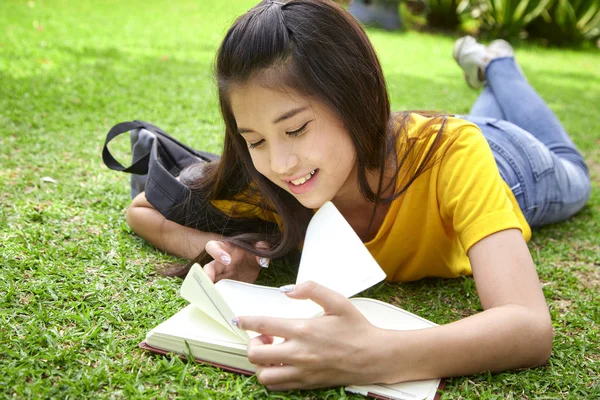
[167,0,445,277]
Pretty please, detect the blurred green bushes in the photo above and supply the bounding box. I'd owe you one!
[527,0,600,45]
[421,0,600,45]
[340,0,600,47]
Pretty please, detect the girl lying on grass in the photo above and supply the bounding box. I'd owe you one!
[125,0,591,391]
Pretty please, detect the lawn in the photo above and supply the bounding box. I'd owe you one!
[1,0,599,398]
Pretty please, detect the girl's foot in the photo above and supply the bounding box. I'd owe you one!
[453,36,515,89]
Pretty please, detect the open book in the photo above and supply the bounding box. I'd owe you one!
[141,202,443,400]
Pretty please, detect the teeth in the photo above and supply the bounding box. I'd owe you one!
[291,170,316,186]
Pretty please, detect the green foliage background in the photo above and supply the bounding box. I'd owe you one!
[1,0,599,398]
[404,0,600,45]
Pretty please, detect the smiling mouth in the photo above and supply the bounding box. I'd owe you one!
[289,169,317,186]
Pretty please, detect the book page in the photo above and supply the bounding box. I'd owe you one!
[346,298,441,400]
[144,304,256,373]
[346,379,440,400]
[215,279,322,319]
[146,304,247,349]
[349,298,437,330]
[296,202,386,297]
[180,264,250,342]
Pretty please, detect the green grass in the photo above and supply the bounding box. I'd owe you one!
[1,0,599,398]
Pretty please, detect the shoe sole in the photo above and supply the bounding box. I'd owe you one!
[453,36,483,89]
[453,36,471,63]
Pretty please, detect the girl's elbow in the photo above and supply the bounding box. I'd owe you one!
[125,204,139,230]
[536,317,553,366]
[125,202,149,234]
[124,199,168,244]
[527,310,553,367]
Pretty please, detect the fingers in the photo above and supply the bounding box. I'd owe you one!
[284,281,351,315]
[253,334,275,346]
[256,365,302,390]
[237,316,298,339]
[247,335,293,366]
[205,240,233,266]
[255,241,270,268]
[204,240,234,282]
[203,260,217,282]
[256,256,270,268]
[255,241,270,251]
[206,240,270,269]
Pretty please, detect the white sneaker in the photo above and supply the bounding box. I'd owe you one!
[487,39,514,58]
[453,36,487,89]
[454,36,521,89]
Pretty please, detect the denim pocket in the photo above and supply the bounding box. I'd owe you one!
[488,120,555,182]
[526,139,555,181]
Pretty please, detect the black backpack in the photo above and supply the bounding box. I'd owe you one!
[102,120,219,226]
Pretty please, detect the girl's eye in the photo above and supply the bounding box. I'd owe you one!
[286,121,310,137]
[247,121,310,150]
[248,140,264,149]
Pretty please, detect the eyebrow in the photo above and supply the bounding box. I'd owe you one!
[238,106,310,134]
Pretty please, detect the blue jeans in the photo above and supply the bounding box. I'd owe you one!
[463,57,591,228]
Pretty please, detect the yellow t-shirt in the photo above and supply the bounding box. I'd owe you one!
[364,114,531,281]
[210,184,281,227]
[211,113,531,282]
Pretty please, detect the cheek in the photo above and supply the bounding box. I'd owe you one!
[319,129,355,167]
[249,153,271,178]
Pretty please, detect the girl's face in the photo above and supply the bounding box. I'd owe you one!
[229,80,358,210]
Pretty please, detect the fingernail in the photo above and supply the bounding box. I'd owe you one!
[259,257,270,268]
[221,254,231,265]
[231,318,239,327]
[279,284,295,293]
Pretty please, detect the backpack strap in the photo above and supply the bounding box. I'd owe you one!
[102,120,220,226]
[102,120,219,174]
[102,121,149,174]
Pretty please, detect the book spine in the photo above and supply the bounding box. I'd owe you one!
[139,341,255,376]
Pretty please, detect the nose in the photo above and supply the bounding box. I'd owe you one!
[269,140,300,176]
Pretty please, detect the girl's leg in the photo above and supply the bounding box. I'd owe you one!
[454,38,591,227]
[468,86,505,120]
[466,117,591,227]
[481,57,587,173]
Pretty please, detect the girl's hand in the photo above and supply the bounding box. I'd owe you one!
[203,240,270,283]
[236,281,387,390]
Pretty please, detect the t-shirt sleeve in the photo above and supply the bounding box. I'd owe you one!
[210,186,282,228]
[437,123,523,252]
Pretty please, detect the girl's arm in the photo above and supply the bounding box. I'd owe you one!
[126,192,225,259]
[236,228,552,389]
[126,192,266,283]
[372,228,552,383]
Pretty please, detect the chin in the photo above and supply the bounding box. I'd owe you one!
[295,195,331,211]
